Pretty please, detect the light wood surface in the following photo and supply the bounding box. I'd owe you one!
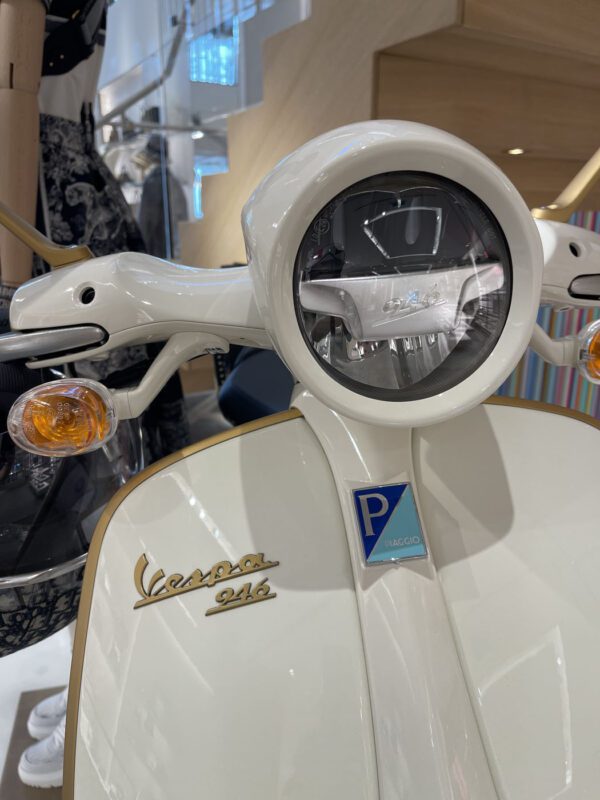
[179,355,216,394]
[376,54,600,162]
[376,5,600,211]
[0,0,45,287]
[0,0,44,91]
[494,156,600,211]
[463,0,600,58]
[179,0,600,269]
[383,26,600,90]
[180,0,460,267]
[0,92,41,286]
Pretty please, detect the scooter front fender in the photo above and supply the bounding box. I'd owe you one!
[70,399,598,799]
[64,410,378,800]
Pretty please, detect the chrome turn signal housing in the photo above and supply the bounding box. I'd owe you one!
[577,319,600,384]
[8,378,118,457]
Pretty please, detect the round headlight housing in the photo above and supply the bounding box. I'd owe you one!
[294,172,512,401]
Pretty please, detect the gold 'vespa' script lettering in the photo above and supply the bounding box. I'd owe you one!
[133,552,279,610]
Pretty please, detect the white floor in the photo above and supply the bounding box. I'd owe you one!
[0,626,71,776]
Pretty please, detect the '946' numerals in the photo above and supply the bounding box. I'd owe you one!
[205,578,276,616]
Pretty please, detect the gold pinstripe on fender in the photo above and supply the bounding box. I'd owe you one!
[484,394,600,431]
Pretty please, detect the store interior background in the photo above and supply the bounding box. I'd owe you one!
[3,0,600,790]
[99,0,600,413]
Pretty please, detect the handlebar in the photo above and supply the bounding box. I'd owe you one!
[3,254,269,369]
[0,219,597,416]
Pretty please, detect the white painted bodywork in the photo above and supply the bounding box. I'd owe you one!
[73,398,600,799]
[244,120,543,427]
[9,256,271,365]
[537,219,600,308]
[293,390,498,799]
[8,121,544,425]
[415,402,600,800]
[73,417,378,800]
[6,120,599,798]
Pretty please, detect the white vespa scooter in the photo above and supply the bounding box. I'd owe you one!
[2,121,600,800]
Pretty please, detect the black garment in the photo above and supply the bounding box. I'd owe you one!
[43,0,107,75]
[40,108,145,255]
[0,286,14,322]
[139,164,188,260]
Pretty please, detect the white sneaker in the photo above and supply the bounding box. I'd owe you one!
[27,687,68,740]
[18,713,65,788]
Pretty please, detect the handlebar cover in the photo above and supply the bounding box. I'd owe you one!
[8,254,270,366]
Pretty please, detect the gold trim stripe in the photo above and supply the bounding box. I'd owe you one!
[63,408,302,800]
[485,394,600,431]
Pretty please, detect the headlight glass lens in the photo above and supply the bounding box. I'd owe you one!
[294,172,512,401]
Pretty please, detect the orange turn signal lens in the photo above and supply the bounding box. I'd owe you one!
[578,319,600,384]
[8,379,118,457]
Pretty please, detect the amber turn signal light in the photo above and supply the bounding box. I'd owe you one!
[578,319,600,384]
[8,379,118,457]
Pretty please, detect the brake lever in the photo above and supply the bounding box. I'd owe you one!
[0,325,106,362]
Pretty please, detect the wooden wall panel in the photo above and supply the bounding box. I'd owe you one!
[376,54,600,162]
[180,0,460,268]
[384,28,600,91]
[463,0,600,58]
[180,0,600,268]
[494,156,600,210]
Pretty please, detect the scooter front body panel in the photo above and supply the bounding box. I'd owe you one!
[65,412,378,800]
[414,400,600,800]
[67,399,600,800]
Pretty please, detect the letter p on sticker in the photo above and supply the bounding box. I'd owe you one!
[358,493,389,537]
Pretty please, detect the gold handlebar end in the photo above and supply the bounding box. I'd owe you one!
[0,199,93,270]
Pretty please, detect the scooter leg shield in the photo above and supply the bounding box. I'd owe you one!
[414,400,600,800]
[65,412,378,800]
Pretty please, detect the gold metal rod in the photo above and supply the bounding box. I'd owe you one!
[532,146,600,222]
[0,198,93,269]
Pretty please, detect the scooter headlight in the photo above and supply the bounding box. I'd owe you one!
[294,172,512,401]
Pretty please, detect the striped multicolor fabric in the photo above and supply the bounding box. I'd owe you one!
[496,211,600,417]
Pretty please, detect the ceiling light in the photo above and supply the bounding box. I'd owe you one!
[506,147,525,156]
[192,130,205,140]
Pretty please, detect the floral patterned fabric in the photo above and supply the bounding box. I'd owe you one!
[40,110,145,257]
[0,565,83,657]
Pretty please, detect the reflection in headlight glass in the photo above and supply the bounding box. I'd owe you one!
[293,172,512,401]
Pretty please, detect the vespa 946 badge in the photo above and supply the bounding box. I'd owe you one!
[133,552,279,616]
